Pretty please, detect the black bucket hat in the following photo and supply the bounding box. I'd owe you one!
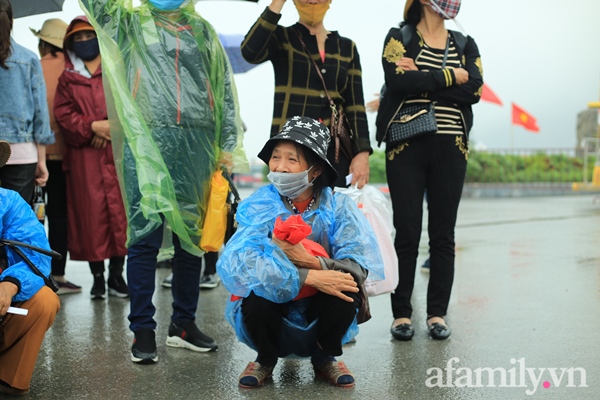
[258,116,338,186]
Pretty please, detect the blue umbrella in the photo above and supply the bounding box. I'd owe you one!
[218,33,258,74]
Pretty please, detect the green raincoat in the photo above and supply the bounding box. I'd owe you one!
[79,0,248,256]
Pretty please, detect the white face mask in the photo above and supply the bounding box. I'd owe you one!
[267,166,314,200]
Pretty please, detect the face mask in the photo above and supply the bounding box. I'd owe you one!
[268,166,315,200]
[72,37,100,61]
[428,0,461,20]
[148,0,186,11]
[294,1,330,26]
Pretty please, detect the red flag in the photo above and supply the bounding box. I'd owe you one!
[481,83,503,106]
[511,103,540,133]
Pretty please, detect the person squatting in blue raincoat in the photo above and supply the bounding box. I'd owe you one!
[0,141,60,395]
[79,0,248,363]
[218,117,384,389]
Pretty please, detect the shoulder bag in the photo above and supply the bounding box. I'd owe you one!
[294,30,354,163]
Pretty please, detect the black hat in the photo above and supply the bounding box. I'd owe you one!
[258,116,338,186]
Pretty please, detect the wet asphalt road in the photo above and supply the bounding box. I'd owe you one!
[23,191,600,400]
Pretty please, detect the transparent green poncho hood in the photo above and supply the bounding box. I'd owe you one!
[80,0,248,256]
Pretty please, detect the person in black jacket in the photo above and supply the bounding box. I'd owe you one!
[376,0,482,341]
[241,0,372,189]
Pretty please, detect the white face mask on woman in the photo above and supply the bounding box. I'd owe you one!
[267,166,315,200]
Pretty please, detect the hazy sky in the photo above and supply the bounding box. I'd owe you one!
[11,0,600,161]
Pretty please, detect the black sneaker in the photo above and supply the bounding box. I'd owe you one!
[90,274,106,300]
[166,321,217,352]
[108,274,129,298]
[131,329,158,364]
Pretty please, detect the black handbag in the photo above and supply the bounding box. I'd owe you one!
[222,171,240,244]
[387,101,437,144]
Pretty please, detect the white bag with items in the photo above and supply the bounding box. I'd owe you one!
[335,184,398,296]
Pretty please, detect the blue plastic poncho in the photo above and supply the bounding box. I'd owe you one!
[217,185,385,357]
[79,0,248,256]
[0,189,52,302]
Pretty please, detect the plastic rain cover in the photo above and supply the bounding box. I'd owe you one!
[218,185,384,356]
[79,0,248,256]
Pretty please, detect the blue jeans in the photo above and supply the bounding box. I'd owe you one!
[127,223,202,333]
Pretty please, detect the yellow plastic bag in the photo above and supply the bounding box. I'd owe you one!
[200,170,229,252]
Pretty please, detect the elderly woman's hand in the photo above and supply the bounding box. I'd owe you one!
[272,236,321,269]
[305,270,359,302]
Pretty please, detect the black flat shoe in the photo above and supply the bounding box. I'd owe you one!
[427,320,451,340]
[390,323,415,341]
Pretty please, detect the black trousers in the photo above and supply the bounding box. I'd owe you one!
[386,134,467,319]
[0,163,37,205]
[241,290,360,366]
[45,160,68,276]
[203,251,218,275]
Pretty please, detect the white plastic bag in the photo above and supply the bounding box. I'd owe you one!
[335,185,399,296]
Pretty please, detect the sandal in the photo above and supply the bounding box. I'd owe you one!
[238,361,274,388]
[313,360,355,387]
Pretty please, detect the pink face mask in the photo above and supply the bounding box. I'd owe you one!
[429,0,461,20]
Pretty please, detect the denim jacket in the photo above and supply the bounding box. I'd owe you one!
[0,39,54,145]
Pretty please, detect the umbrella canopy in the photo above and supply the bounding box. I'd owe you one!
[12,0,65,18]
[218,33,258,74]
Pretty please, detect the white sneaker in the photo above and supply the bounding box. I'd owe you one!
[199,274,220,289]
[161,273,173,288]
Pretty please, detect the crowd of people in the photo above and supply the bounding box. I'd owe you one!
[0,0,482,394]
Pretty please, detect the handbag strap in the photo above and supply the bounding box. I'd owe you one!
[221,171,240,204]
[441,34,451,68]
[0,239,61,292]
[293,30,338,114]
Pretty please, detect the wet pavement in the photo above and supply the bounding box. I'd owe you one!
[24,192,600,399]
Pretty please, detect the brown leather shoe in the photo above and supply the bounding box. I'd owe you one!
[0,380,29,396]
[238,361,274,388]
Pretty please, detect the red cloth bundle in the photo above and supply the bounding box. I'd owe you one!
[230,215,328,302]
[273,215,327,300]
